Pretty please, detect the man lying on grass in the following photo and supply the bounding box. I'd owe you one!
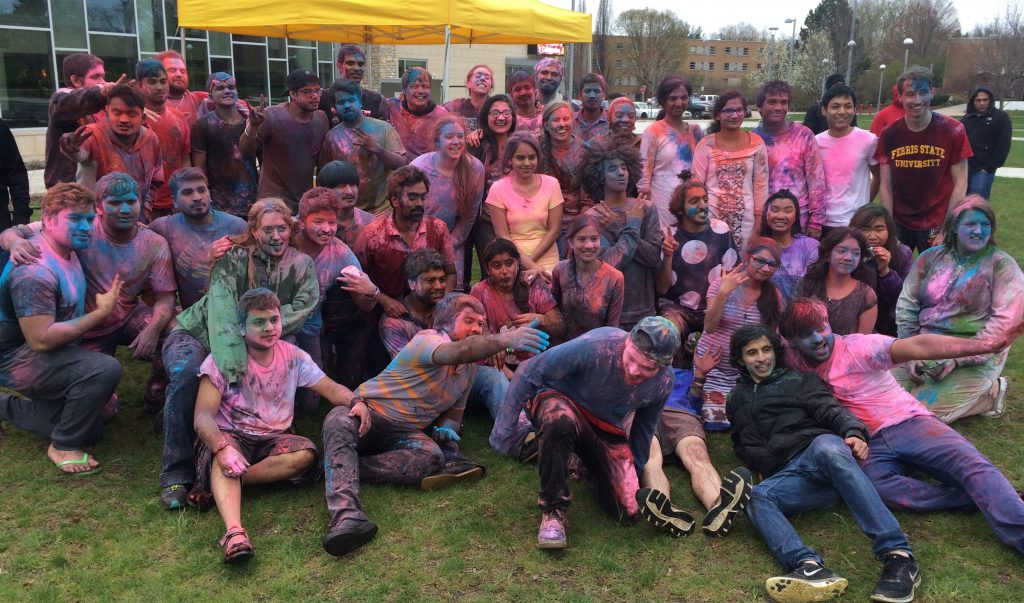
[193,288,369,563]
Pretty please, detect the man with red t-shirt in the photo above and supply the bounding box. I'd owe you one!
[136,60,191,220]
[876,68,972,252]
[158,50,208,127]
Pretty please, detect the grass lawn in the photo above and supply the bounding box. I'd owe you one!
[4,183,1024,601]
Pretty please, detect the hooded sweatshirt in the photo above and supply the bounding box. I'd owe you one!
[961,86,1012,173]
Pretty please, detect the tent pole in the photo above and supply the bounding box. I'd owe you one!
[443,25,451,103]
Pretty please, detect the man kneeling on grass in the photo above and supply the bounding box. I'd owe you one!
[321,293,549,557]
[193,288,369,563]
[727,324,917,603]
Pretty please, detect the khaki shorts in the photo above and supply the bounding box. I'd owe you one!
[656,407,705,457]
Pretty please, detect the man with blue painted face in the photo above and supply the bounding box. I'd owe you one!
[781,297,1024,559]
[727,324,918,603]
[319,79,407,216]
[573,73,609,143]
[0,183,123,476]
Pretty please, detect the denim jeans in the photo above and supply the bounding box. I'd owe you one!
[469,365,508,419]
[967,170,995,199]
[159,329,209,488]
[746,434,911,569]
[860,415,1024,554]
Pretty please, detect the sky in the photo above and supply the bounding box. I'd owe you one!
[543,0,1011,39]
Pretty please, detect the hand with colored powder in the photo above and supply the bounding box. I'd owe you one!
[432,426,461,443]
[8,237,41,266]
[500,318,550,355]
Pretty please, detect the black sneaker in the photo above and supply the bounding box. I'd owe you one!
[323,520,378,556]
[765,562,848,603]
[702,467,753,537]
[517,431,539,464]
[420,459,486,491]
[636,487,696,538]
[871,552,921,603]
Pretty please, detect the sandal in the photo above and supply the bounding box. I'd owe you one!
[54,452,102,477]
[219,527,254,564]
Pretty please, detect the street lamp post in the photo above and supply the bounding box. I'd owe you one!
[846,40,856,82]
[784,18,796,78]
[768,27,779,80]
[903,37,913,69]
[876,64,886,112]
[821,58,830,94]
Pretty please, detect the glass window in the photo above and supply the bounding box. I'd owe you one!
[267,37,285,59]
[318,42,332,60]
[0,28,55,127]
[210,56,232,75]
[0,0,49,27]
[209,31,230,56]
[233,42,268,104]
[398,58,427,77]
[289,38,313,48]
[233,35,265,44]
[183,39,208,91]
[52,0,88,49]
[288,47,315,73]
[87,0,137,34]
[89,34,137,81]
[318,63,334,87]
[268,59,287,103]
[137,0,166,53]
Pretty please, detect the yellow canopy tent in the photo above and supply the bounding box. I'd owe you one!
[177,0,592,100]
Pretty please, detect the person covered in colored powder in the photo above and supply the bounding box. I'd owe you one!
[321,293,549,556]
[876,67,972,253]
[319,79,407,216]
[239,69,329,213]
[316,160,375,248]
[134,59,191,221]
[507,70,544,138]
[795,227,878,336]
[583,144,663,330]
[752,80,827,239]
[411,116,485,290]
[193,288,369,563]
[758,190,818,303]
[801,73,858,135]
[586,96,640,152]
[573,73,609,143]
[59,84,164,222]
[781,297,1024,560]
[385,67,450,161]
[638,75,705,227]
[0,183,123,476]
[444,64,494,132]
[318,44,389,125]
[191,72,259,219]
[158,49,208,126]
[692,90,769,251]
[894,196,1024,422]
[467,94,517,272]
[491,316,681,550]
[538,100,587,254]
[553,214,624,341]
[534,58,564,107]
[727,324,919,603]
[157,198,319,510]
[849,204,912,337]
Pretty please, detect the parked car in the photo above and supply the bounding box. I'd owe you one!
[633,102,653,119]
[699,94,718,106]
[686,99,709,119]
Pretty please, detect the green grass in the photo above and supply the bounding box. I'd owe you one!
[4,184,1024,601]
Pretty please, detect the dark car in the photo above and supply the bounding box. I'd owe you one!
[686,99,709,119]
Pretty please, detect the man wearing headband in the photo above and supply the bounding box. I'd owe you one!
[492,316,682,549]
[534,58,564,107]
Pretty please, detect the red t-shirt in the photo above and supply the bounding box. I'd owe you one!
[145,106,191,209]
[874,113,972,230]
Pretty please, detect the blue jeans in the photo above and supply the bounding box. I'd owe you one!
[746,434,911,569]
[860,415,1024,554]
[967,170,995,199]
[159,328,209,488]
[469,366,508,419]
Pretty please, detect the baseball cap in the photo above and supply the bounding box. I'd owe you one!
[629,316,681,366]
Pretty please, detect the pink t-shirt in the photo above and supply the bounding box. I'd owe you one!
[784,333,931,435]
[484,175,564,271]
[201,339,326,436]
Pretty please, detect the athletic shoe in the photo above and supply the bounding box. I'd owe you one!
[870,552,921,603]
[636,487,696,538]
[765,562,848,603]
[982,377,1009,418]
[702,467,753,537]
[517,431,539,463]
[420,459,486,491]
[323,520,378,556]
[159,484,189,510]
[537,510,567,549]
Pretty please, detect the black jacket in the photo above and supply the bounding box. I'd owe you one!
[961,86,1012,174]
[726,368,869,478]
[0,118,30,231]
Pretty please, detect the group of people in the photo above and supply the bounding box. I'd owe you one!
[1,42,1023,603]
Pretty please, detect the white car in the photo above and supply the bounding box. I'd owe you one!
[699,94,719,106]
[633,102,652,119]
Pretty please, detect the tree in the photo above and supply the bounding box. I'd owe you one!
[963,5,1024,104]
[749,30,839,106]
[592,0,613,74]
[718,23,766,42]
[614,9,700,92]
[895,0,960,66]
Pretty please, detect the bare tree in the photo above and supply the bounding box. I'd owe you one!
[592,0,613,74]
[895,0,960,65]
[614,9,699,92]
[718,23,767,42]
[750,30,839,105]
[963,5,1024,105]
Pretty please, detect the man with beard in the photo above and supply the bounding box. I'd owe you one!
[319,44,389,126]
[507,70,543,138]
[135,60,191,220]
[318,79,407,216]
[534,58,564,107]
[574,73,609,143]
[158,50,208,126]
[239,70,330,212]
[385,67,450,161]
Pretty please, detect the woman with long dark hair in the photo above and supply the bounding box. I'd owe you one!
[795,227,877,335]
[758,189,819,302]
[638,75,704,226]
[849,204,912,336]
[539,100,587,255]
[468,94,517,276]
[552,214,624,340]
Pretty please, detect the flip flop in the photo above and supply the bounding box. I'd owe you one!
[54,452,102,477]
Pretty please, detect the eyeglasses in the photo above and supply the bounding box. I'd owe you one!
[752,257,780,270]
[488,109,513,118]
[296,87,322,96]
[720,107,745,116]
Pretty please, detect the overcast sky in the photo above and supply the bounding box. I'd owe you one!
[543,0,1013,38]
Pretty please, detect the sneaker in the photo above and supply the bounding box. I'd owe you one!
[517,431,539,464]
[982,377,1009,418]
[766,562,848,603]
[420,459,486,491]
[159,484,189,510]
[322,520,379,557]
[537,510,567,549]
[702,467,753,537]
[870,552,921,603]
[636,487,696,538]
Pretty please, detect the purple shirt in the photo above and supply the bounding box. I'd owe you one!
[251,103,329,211]
[384,99,450,161]
[752,122,828,231]
[191,111,259,217]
